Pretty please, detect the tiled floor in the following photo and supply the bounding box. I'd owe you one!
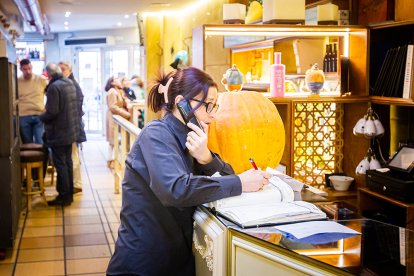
[0,135,121,276]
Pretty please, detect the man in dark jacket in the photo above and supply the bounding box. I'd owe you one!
[58,61,86,193]
[40,63,79,206]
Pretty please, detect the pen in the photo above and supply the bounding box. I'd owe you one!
[249,157,258,170]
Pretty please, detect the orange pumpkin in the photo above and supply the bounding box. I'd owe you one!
[208,91,285,174]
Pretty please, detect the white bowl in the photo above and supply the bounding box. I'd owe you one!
[329,175,354,191]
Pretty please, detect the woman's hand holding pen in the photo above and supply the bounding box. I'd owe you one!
[238,169,271,192]
[186,121,213,165]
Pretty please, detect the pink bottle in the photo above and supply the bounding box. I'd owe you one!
[270,52,285,97]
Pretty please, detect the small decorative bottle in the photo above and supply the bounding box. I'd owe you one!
[305,63,325,95]
[270,52,285,97]
[221,64,244,92]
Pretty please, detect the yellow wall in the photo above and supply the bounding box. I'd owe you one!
[143,0,226,121]
[143,15,163,122]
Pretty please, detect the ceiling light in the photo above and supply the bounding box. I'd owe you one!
[64,26,69,30]
[65,11,71,17]
[117,22,122,26]
[143,0,207,16]
[64,21,69,26]
[124,14,129,19]
[150,3,171,8]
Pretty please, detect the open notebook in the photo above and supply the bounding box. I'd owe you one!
[207,174,326,228]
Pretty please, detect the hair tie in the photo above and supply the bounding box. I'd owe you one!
[158,77,173,103]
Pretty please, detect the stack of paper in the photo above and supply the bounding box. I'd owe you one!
[274,221,360,244]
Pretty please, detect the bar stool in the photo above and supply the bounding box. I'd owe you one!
[20,143,55,186]
[20,143,44,151]
[20,150,46,210]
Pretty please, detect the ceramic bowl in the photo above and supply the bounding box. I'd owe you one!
[329,175,354,191]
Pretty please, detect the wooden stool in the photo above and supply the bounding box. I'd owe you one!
[20,150,46,211]
[20,143,55,186]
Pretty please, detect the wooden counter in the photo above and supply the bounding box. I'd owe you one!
[194,206,414,276]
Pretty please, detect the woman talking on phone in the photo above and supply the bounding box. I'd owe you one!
[106,67,271,276]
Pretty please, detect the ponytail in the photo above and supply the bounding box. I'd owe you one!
[148,67,218,113]
[148,71,175,113]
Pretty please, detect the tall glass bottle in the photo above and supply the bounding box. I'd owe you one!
[332,43,338,72]
[327,44,333,72]
[323,44,329,73]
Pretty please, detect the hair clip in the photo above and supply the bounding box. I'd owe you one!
[158,77,173,103]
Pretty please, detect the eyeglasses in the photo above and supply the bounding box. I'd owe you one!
[190,98,219,114]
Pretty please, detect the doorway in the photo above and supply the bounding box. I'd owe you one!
[77,49,102,134]
[103,48,129,80]
[76,46,139,135]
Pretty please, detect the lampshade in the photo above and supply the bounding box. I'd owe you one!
[355,147,382,175]
[353,107,384,138]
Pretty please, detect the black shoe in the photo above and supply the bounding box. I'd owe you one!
[48,198,71,206]
[73,187,82,194]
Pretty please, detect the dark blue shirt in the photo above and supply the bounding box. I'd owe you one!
[107,113,242,276]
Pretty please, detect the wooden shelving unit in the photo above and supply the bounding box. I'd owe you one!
[193,24,370,187]
[370,96,414,106]
[359,187,414,230]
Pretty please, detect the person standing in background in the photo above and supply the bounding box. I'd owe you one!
[105,77,131,169]
[18,59,48,144]
[130,75,145,100]
[58,61,87,194]
[40,63,79,206]
[121,76,136,101]
[130,75,145,128]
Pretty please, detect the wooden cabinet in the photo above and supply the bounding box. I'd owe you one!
[358,22,414,228]
[193,207,227,276]
[0,54,22,248]
[359,188,414,230]
[228,229,354,276]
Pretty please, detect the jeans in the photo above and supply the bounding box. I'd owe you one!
[20,115,44,144]
[51,145,73,200]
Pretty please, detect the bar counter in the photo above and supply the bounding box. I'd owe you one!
[194,206,414,276]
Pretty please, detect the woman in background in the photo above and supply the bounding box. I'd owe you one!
[104,76,131,168]
[106,67,270,275]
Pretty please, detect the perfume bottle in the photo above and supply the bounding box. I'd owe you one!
[270,52,285,97]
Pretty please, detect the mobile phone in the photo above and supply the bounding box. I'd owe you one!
[177,99,203,131]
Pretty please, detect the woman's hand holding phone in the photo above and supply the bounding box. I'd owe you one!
[238,169,272,192]
[186,121,212,165]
